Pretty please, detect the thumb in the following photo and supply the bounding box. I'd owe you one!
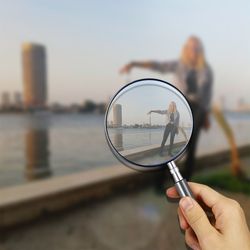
[179,197,215,239]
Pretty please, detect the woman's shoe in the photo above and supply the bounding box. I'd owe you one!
[168,151,174,157]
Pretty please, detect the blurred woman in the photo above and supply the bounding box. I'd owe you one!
[148,101,179,156]
[120,36,213,180]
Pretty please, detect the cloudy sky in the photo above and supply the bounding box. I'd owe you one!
[0,0,249,107]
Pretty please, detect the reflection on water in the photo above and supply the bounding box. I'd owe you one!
[0,113,118,188]
[0,113,250,188]
[113,131,123,151]
[25,115,50,180]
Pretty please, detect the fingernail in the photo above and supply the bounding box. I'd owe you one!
[180,197,193,212]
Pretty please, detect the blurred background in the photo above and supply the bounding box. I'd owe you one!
[0,1,250,250]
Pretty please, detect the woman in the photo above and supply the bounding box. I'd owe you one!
[148,101,179,156]
[120,36,213,180]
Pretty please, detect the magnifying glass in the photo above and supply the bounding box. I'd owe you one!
[104,78,194,198]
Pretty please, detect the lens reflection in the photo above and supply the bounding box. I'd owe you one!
[106,79,193,167]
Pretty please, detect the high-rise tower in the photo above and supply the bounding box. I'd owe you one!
[22,43,47,109]
[113,104,122,127]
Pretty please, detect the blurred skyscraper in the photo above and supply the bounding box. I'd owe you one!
[14,91,23,108]
[1,92,11,109]
[113,104,122,127]
[22,43,47,109]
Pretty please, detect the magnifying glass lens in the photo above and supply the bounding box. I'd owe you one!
[105,79,193,170]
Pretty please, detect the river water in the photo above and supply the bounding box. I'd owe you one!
[0,112,249,188]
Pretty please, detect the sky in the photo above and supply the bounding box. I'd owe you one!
[107,80,192,126]
[0,1,250,107]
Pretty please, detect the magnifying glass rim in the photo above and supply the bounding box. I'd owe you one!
[104,78,194,171]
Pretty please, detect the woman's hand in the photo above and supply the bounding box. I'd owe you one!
[203,112,210,131]
[166,182,250,250]
[119,63,133,74]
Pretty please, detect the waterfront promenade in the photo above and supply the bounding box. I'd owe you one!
[0,146,249,250]
[0,172,250,250]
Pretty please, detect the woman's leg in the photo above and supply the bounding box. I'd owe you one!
[160,123,171,154]
[183,125,201,180]
[169,126,176,155]
[183,106,205,180]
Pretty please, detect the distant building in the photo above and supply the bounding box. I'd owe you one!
[113,104,122,127]
[22,43,47,109]
[14,91,23,108]
[1,92,11,109]
[237,98,250,112]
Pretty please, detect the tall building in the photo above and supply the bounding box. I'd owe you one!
[22,43,47,109]
[1,92,11,109]
[14,91,23,108]
[113,104,122,127]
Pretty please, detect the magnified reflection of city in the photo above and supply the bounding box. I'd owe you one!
[108,101,192,166]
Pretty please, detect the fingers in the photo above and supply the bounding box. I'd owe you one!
[166,185,179,198]
[185,228,201,250]
[178,207,189,230]
[179,197,218,240]
[166,182,223,209]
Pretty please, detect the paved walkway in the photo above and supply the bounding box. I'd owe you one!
[1,185,250,250]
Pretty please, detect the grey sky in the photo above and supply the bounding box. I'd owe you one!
[107,80,192,126]
[0,1,249,107]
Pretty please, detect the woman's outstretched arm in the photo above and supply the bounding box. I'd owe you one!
[120,60,178,74]
[147,110,167,115]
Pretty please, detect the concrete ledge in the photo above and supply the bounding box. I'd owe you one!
[0,166,147,228]
[122,141,186,160]
[0,144,249,228]
[0,166,134,208]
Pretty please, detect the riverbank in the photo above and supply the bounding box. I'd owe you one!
[0,181,250,250]
[1,113,250,188]
[0,144,249,229]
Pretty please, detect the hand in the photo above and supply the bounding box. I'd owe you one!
[119,63,133,74]
[166,182,250,250]
[203,112,210,131]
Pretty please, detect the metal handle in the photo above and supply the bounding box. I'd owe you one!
[175,179,194,198]
[167,161,216,224]
[167,161,194,198]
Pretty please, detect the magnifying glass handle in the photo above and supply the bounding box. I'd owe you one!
[168,162,217,226]
[167,161,194,198]
[175,179,194,198]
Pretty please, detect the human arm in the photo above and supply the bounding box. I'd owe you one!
[174,111,180,126]
[174,112,180,134]
[147,110,167,115]
[120,60,178,74]
[199,65,213,112]
[200,66,213,130]
[166,182,250,250]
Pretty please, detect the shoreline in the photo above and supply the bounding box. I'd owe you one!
[0,144,249,228]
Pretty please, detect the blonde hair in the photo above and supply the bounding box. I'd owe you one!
[181,36,206,69]
[168,101,177,113]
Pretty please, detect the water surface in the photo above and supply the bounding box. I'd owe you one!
[0,113,249,187]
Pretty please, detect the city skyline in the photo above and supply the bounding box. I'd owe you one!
[0,1,250,107]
